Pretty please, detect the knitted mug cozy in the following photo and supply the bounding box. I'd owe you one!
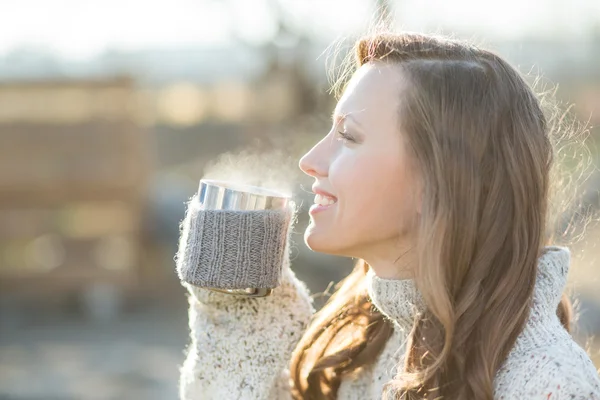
[176,195,291,290]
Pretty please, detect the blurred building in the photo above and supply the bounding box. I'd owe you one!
[0,77,153,320]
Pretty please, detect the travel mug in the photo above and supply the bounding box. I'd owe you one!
[179,179,293,297]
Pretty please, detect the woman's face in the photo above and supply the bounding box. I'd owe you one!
[299,62,422,274]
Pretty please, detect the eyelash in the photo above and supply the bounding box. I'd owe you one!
[336,130,355,143]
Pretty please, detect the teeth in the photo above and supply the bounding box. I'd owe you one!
[314,193,337,206]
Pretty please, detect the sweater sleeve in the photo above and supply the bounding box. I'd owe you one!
[176,195,315,400]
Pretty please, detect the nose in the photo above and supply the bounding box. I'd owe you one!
[298,136,329,178]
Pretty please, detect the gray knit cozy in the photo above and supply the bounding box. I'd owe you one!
[176,194,291,290]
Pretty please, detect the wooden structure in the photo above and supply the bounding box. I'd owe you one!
[0,77,151,316]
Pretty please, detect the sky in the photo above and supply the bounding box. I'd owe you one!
[0,0,598,60]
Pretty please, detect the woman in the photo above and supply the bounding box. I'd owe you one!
[176,32,600,399]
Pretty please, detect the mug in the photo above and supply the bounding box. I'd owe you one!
[196,179,292,297]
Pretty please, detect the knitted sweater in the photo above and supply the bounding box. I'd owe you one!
[177,199,600,399]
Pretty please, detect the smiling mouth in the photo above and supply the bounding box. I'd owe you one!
[309,199,337,215]
[313,193,338,206]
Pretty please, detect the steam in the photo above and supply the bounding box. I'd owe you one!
[201,138,306,198]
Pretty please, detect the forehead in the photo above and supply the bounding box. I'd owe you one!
[334,62,407,122]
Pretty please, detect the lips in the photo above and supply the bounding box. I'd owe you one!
[309,201,336,215]
[312,186,337,200]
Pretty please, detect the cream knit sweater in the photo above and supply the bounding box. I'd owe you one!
[177,202,600,399]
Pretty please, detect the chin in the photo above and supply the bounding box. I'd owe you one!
[303,226,350,257]
[304,226,331,253]
[304,229,322,251]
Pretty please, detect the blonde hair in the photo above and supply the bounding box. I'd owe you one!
[289,32,589,399]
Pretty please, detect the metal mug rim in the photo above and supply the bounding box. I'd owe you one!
[199,179,291,199]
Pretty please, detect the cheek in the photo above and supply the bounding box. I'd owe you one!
[304,147,417,255]
[331,151,412,234]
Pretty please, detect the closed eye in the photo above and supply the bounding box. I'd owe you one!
[336,130,356,143]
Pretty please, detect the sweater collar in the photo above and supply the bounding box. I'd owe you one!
[366,246,571,331]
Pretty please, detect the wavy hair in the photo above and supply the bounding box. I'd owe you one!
[289,32,586,400]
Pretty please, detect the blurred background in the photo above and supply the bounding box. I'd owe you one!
[0,0,599,399]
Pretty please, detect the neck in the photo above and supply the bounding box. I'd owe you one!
[362,241,417,280]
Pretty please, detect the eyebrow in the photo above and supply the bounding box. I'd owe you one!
[331,109,364,129]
